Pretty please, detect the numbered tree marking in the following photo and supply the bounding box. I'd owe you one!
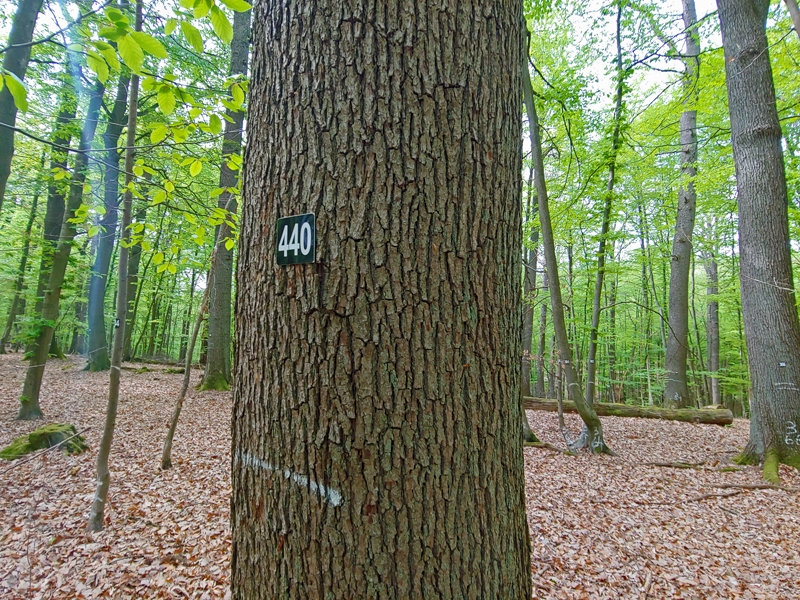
[276,213,315,265]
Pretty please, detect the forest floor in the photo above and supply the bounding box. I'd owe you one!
[0,354,798,599]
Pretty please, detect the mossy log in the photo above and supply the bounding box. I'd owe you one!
[524,397,733,426]
[0,423,88,460]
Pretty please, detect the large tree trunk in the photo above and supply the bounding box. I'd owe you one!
[0,0,44,214]
[717,0,800,482]
[0,155,42,352]
[231,1,533,596]
[705,256,721,406]
[17,81,105,420]
[785,0,800,42]
[523,39,611,454]
[665,0,701,409]
[201,9,252,391]
[87,72,130,371]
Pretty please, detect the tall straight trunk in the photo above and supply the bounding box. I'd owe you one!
[70,235,96,355]
[179,269,197,361]
[718,0,800,481]
[0,0,44,214]
[520,174,539,442]
[123,207,145,360]
[785,0,800,42]
[88,0,141,531]
[705,256,721,405]
[34,79,78,319]
[17,80,105,420]
[524,42,611,454]
[201,8,252,391]
[665,0,701,409]
[534,267,548,398]
[232,2,533,596]
[0,153,43,352]
[608,269,618,402]
[87,72,130,371]
[585,2,625,409]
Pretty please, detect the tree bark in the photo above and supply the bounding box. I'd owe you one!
[525,397,733,426]
[665,0,701,409]
[87,72,130,371]
[523,40,611,454]
[123,207,145,360]
[785,0,800,42]
[88,0,141,531]
[0,154,43,352]
[17,80,105,420]
[534,268,548,398]
[232,2,533,596]
[705,256,721,405]
[201,8,252,391]
[0,0,44,214]
[717,0,800,481]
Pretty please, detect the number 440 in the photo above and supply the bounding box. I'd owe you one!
[278,221,312,257]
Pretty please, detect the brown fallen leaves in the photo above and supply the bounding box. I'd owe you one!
[1,354,799,599]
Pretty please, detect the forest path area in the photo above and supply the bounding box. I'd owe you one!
[0,354,798,599]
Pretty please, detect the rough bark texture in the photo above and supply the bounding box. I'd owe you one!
[523,41,610,454]
[18,81,105,420]
[665,0,700,409]
[525,397,733,426]
[232,1,533,597]
[201,9,252,391]
[785,0,800,42]
[87,72,130,372]
[717,0,800,479]
[0,0,44,214]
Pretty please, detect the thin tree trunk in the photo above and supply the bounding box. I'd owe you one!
[524,41,611,454]
[520,171,539,442]
[585,3,625,411]
[88,0,141,531]
[18,80,105,420]
[534,267,548,398]
[717,0,800,481]
[87,72,130,371]
[0,153,43,352]
[179,269,197,361]
[0,0,44,214]
[665,0,701,408]
[201,8,252,391]
[232,1,533,594]
[785,0,800,42]
[122,207,146,360]
[705,256,720,405]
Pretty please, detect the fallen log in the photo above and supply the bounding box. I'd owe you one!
[524,397,733,426]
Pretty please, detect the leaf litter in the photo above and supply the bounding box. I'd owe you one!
[1,354,798,598]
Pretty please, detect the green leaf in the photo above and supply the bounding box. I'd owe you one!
[99,47,121,72]
[98,26,125,41]
[141,240,151,251]
[225,238,235,251]
[209,114,222,134]
[3,72,28,113]
[180,21,204,53]
[130,31,168,59]
[164,181,175,193]
[86,51,109,83]
[219,0,252,11]
[151,124,168,144]
[167,263,177,275]
[193,0,211,19]
[105,7,129,25]
[158,86,176,115]
[88,225,100,237]
[117,34,144,74]
[165,18,178,35]
[210,6,233,43]
[153,251,165,265]
[231,83,244,106]
[152,190,167,205]
[184,212,197,224]
[190,160,202,176]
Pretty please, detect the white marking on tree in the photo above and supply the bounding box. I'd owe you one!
[237,452,343,507]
